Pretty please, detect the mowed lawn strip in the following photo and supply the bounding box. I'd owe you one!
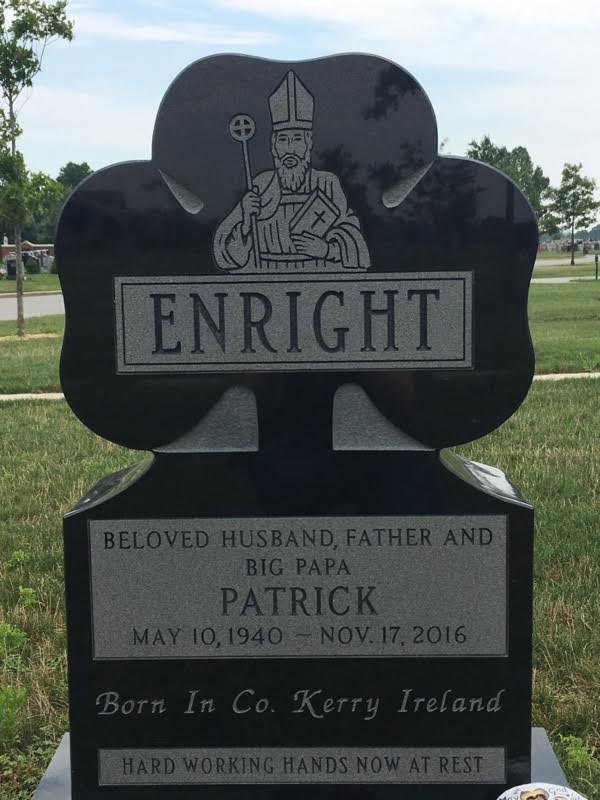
[529,283,600,374]
[535,250,593,261]
[0,316,64,394]
[0,340,62,395]
[533,263,596,279]
[0,315,64,338]
[0,381,599,798]
[0,274,60,294]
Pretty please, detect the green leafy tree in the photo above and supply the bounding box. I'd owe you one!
[547,163,599,265]
[24,169,65,241]
[57,160,92,192]
[20,161,92,242]
[0,151,62,250]
[538,202,561,239]
[0,0,73,336]
[467,135,550,219]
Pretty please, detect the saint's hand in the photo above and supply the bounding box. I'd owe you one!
[292,231,329,259]
[241,190,260,235]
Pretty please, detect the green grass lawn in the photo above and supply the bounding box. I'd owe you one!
[0,316,63,394]
[0,338,62,394]
[460,379,600,798]
[533,262,596,279]
[0,381,598,798]
[0,274,60,294]
[0,283,597,394]
[530,283,600,373]
[0,315,64,338]
[535,250,593,261]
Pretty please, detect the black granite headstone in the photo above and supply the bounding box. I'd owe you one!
[54,53,540,799]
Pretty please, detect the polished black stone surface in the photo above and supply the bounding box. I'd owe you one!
[57,53,539,800]
[56,54,537,452]
[63,448,533,799]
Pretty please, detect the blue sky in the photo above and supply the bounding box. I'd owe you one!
[16,0,600,188]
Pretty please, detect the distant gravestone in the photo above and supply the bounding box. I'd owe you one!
[38,53,567,799]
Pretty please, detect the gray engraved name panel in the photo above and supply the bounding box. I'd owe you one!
[98,747,506,786]
[89,515,507,659]
[114,272,472,372]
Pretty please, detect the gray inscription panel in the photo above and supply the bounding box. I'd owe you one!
[114,272,472,372]
[89,516,507,659]
[98,747,505,785]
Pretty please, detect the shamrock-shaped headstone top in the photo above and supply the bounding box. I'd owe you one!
[57,53,537,450]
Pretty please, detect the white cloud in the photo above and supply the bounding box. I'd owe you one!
[19,84,156,175]
[214,0,598,76]
[71,8,277,45]
[216,0,599,32]
[439,76,600,185]
[11,0,599,191]
[211,0,600,185]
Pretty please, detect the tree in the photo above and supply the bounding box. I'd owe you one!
[24,161,92,241]
[20,162,92,241]
[538,202,561,239]
[0,146,28,244]
[0,153,62,245]
[57,160,92,192]
[547,163,600,265]
[0,0,73,336]
[466,135,550,219]
[24,169,64,241]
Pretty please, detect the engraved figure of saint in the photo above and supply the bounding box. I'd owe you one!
[214,71,370,272]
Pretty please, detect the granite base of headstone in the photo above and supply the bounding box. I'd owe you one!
[32,730,570,800]
[36,52,571,799]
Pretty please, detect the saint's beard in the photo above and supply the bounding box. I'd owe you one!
[273,147,312,191]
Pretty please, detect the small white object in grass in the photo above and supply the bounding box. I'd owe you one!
[497,784,588,800]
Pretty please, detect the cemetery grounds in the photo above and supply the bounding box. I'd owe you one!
[0,281,598,799]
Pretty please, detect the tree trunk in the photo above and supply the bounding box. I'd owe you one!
[571,220,575,266]
[15,223,25,337]
[9,96,26,337]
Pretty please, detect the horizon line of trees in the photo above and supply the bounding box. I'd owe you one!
[466,136,599,265]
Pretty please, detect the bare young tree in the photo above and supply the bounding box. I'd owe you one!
[548,163,599,265]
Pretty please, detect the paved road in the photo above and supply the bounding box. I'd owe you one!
[534,254,595,267]
[0,292,64,321]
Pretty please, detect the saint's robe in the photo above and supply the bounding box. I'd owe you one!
[213,168,370,272]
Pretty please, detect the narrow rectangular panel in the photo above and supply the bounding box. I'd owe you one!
[114,272,472,372]
[98,746,506,785]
